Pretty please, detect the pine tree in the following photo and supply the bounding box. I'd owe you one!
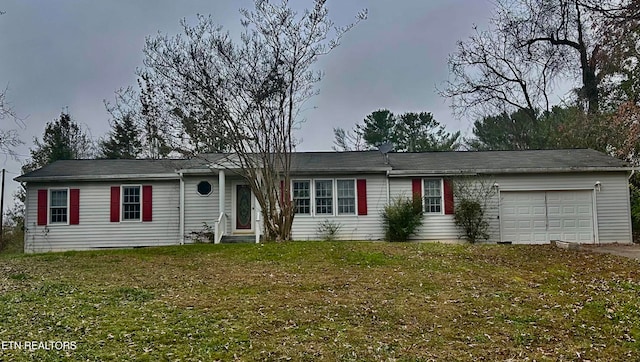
[99,114,143,159]
[23,112,94,173]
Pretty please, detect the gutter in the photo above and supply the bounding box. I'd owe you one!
[14,173,181,183]
[387,167,635,177]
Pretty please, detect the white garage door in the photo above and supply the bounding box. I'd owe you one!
[500,191,594,244]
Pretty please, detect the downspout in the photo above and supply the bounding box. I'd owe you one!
[179,171,185,245]
[385,170,391,204]
[627,169,637,244]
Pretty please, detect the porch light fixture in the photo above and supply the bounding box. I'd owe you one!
[493,182,500,191]
[595,181,601,192]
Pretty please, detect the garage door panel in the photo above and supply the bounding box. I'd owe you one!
[501,191,594,244]
[547,191,593,244]
[547,206,560,215]
[578,206,591,214]
[532,206,546,216]
[501,192,547,244]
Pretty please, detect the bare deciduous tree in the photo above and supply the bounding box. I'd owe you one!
[442,0,634,118]
[139,0,365,241]
[332,127,366,152]
[0,87,24,159]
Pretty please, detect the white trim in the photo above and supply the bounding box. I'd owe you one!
[499,187,596,192]
[497,188,503,243]
[48,187,70,226]
[387,167,635,177]
[592,189,600,244]
[218,170,226,219]
[292,178,359,217]
[195,180,213,197]
[336,179,357,216]
[499,190,596,244]
[421,178,445,215]
[314,179,334,216]
[291,179,312,216]
[18,173,180,182]
[179,172,185,244]
[121,184,143,222]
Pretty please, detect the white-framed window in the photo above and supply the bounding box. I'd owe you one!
[423,179,443,214]
[49,188,69,224]
[337,179,356,215]
[292,180,311,215]
[291,178,360,216]
[122,185,141,221]
[315,180,333,215]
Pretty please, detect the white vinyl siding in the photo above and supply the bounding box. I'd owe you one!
[183,177,219,242]
[487,172,632,244]
[24,180,180,253]
[390,178,458,242]
[22,170,631,251]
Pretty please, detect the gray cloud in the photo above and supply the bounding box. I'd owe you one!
[0,0,492,205]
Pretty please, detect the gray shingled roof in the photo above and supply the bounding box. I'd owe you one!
[15,149,630,182]
[16,159,191,182]
[386,149,629,175]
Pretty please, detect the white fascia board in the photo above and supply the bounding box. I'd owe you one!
[15,173,180,182]
[387,167,635,177]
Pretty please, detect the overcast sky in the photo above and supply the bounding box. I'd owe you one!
[0,0,493,207]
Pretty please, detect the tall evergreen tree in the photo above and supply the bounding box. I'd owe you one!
[333,109,460,152]
[360,109,396,147]
[23,112,94,173]
[99,114,143,159]
[395,112,460,152]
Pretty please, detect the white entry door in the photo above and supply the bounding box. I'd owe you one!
[500,191,594,244]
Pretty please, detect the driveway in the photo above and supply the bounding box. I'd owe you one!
[579,244,640,260]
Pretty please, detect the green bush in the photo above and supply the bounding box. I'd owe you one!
[382,196,423,242]
[453,199,489,243]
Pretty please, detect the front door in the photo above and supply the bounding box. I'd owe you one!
[236,185,252,230]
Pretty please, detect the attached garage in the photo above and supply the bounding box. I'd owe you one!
[500,190,595,244]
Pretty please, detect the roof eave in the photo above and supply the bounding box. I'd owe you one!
[387,167,635,177]
[14,173,180,183]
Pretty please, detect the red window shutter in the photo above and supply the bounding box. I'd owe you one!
[37,189,48,226]
[142,185,153,222]
[110,186,120,222]
[357,179,367,215]
[411,178,422,203]
[444,179,454,215]
[70,189,80,225]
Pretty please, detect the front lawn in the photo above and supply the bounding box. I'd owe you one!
[1,242,639,360]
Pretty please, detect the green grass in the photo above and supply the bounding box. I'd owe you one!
[1,242,640,360]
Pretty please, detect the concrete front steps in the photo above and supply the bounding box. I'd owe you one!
[220,235,258,244]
